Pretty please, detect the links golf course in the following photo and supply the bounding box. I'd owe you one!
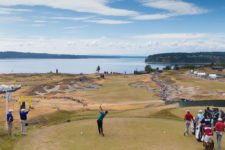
[0,68,225,150]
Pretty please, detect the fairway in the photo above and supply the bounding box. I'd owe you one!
[14,118,203,150]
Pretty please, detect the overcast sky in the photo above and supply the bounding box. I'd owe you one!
[0,0,225,55]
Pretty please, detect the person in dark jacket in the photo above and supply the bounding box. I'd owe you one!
[201,114,212,127]
[220,109,225,123]
[7,109,14,136]
[213,110,219,126]
[20,108,30,135]
[97,105,108,136]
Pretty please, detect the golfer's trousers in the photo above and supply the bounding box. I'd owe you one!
[97,120,103,134]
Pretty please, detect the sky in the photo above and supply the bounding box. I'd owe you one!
[0,0,225,56]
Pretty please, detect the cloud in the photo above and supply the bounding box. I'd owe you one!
[63,25,88,30]
[0,16,26,23]
[141,0,206,15]
[86,19,132,24]
[0,0,139,17]
[51,16,95,21]
[133,33,208,40]
[0,0,207,22]
[0,34,225,55]
[0,7,31,15]
[134,0,207,20]
[33,20,48,23]
[133,13,171,20]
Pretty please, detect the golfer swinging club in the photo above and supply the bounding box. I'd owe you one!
[97,105,108,136]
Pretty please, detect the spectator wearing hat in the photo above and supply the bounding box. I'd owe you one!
[215,118,225,150]
[184,110,193,136]
[195,110,204,141]
[6,109,14,136]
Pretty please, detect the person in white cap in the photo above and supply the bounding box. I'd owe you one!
[6,109,14,136]
[215,118,225,150]
[19,108,30,135]
[195,110,204,141]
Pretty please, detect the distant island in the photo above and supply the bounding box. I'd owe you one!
[0,51,145,59]
[145,52,225,64]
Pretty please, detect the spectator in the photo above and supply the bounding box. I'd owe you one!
[6,109,14,136]
[184,110,193,136]
[213,109,220,126]
[220,109,225,123]
[20,108,30,135]
[215,118,225,150]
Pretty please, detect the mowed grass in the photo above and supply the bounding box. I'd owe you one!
[14,118,203,150]
[82,75,160,103]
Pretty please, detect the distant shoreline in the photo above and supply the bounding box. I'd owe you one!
[0,51,145,59]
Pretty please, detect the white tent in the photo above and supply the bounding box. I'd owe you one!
[197,72,206,77]
[0,85,21,93]
[193,71,198,75]
[208,74,217,79]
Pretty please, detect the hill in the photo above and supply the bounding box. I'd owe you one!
[0,51,144,59]
[145,52,225,64]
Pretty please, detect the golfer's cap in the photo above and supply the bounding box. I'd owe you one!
[198,110,203,113]
[21,109,26,112]
[8,109,13,112]
[218,118,223,121]
[186,110,190,113]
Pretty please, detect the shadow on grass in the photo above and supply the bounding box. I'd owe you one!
[149,109,183,121]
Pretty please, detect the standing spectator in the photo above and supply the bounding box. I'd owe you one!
[220,109,225,123]
[6,109,14,136]
[201,114,212,127]
[97,105,108,136]
[205,107,212,119]
[215,118,225,150]
[213,109,219,126]
[184,110,193,136]
[195,110,204,141]
[20,108,30,135]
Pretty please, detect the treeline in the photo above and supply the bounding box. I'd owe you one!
[0,51,144,59]
[145,52,225,64]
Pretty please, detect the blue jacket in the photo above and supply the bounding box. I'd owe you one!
[20,110,29,120]
[7,112,13,123]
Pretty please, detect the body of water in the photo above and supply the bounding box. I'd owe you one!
[0,58,167,74]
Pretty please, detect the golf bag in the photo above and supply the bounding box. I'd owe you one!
[191,121,196,135]
[195,124,204,142]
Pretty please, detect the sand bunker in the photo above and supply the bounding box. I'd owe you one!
[32,77,102,96]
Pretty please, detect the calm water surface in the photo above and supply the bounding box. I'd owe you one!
[0,58,166,74]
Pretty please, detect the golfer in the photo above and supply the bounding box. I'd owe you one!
[97,105,108,136]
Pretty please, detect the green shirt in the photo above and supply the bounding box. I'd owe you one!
[98,112,106,121]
